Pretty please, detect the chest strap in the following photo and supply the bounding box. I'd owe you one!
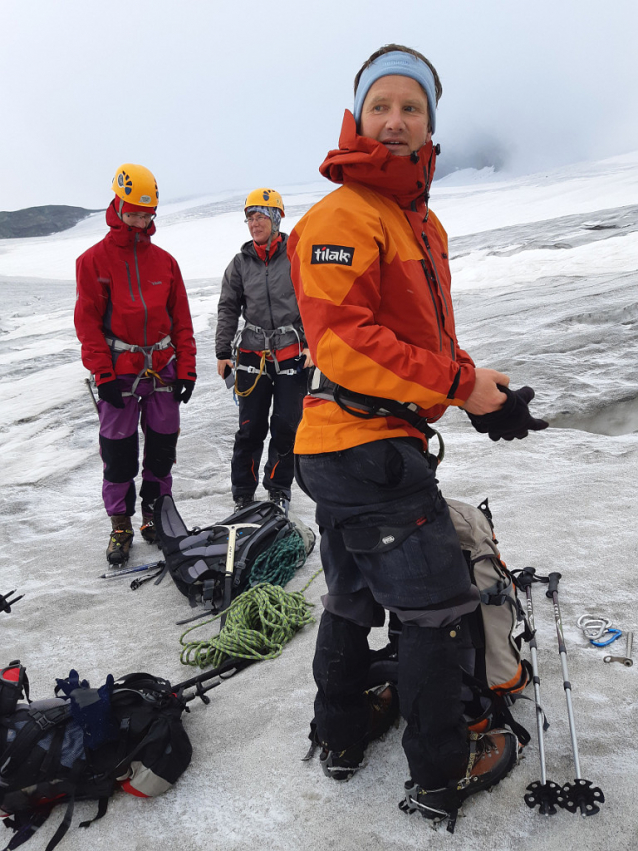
[308,368,444,462]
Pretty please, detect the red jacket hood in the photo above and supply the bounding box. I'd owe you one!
[105,199,156,248]
[319,110,437,210]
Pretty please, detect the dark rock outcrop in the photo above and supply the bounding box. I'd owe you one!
[0,206,103,239]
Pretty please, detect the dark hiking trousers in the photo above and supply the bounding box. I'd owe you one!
[295,437,480,787]
[98,362,179,517]
[232,352,307,500]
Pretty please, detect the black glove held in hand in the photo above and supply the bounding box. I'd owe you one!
[173,379,195,404]
[97,379,125,409]
[467,385,549,441]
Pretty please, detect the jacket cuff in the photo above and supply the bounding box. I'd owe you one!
[95,370,116,385]
[216,351,232,361]
[448,363,476,406]
[177,368,197,381]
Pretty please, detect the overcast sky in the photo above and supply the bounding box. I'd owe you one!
[1,0,637,211]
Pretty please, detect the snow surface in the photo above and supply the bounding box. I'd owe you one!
[1,155,637,851]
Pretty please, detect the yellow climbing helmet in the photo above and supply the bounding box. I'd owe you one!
[244,188,285,217]
[111,163,159,207]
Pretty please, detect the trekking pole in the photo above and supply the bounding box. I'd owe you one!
[545,571,605,816]
[174,657,253,704]
[0,589,24,614]
[515,567,562,815]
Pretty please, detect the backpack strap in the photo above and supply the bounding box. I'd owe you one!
[2,810,52,851]
[462,669,532,746]
[231,516,291,589]
[0,702,70,780]
[78,795,110,830]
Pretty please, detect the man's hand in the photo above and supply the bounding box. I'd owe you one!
[173,379,195,404]
[217,358,234,378]
[97,379,125,409]
[467,385,549,441]
[462,368,509,415]
[301,348,314,369]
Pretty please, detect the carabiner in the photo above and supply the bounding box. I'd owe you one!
[590,628,622,647]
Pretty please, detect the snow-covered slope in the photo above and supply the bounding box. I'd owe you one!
[0,154,637,851]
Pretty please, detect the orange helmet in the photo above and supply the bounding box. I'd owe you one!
[111,163,159,207]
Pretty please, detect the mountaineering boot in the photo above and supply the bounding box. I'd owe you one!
[268,489,290,514]
[318,684,400,781]
[399,728,519,830]
[234,493,255,511]
[106,515,134,565]
[140,513,157,545]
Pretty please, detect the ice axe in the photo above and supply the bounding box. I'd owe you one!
[85,377,99,413]
[217,523,260,626]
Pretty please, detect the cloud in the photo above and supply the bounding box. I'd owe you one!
[1,0,637,209]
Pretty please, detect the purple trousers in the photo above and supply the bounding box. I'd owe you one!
[98,363,180,517]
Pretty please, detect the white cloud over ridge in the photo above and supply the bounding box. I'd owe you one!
[1,0,637,210]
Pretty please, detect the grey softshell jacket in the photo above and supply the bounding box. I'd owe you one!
[215,234,305,359]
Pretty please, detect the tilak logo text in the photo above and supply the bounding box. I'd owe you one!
[311,244,355,266]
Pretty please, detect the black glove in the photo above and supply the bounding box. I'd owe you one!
[173,378,195,404]
[97,379,125,409]
[467,385,549,441]
[55,670,118,750]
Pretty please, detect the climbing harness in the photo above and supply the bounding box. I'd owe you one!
[307,367,445,462]
[234,350,267,397]
[104,333,175,396]
[232,323,304,397]
[241,322,303,374]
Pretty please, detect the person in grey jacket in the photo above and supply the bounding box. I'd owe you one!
[216,188,312,510]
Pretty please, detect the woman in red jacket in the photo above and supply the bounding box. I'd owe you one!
[75,163,197,564]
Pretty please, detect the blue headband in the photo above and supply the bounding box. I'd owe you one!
[353,51,437,134]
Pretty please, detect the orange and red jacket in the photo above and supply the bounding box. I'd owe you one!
[288,110,476,454]
[75,201,197,385]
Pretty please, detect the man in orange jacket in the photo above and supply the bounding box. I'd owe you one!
[289,44,547,823]
[75,164,197,564]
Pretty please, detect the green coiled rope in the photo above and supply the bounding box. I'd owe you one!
[179,581,316,669]
[249,530,307,587]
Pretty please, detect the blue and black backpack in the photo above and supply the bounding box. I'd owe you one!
[0,662,192,851]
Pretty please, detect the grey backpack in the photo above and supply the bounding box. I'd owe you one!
[447,498,532,736]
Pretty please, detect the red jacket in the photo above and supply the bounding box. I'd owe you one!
[75,201,197,385]
[288,110,475,454]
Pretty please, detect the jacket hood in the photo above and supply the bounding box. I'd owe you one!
[105,199,156,247]
[319,110,437,210]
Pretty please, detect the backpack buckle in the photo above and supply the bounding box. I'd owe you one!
[31,704,70,730]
